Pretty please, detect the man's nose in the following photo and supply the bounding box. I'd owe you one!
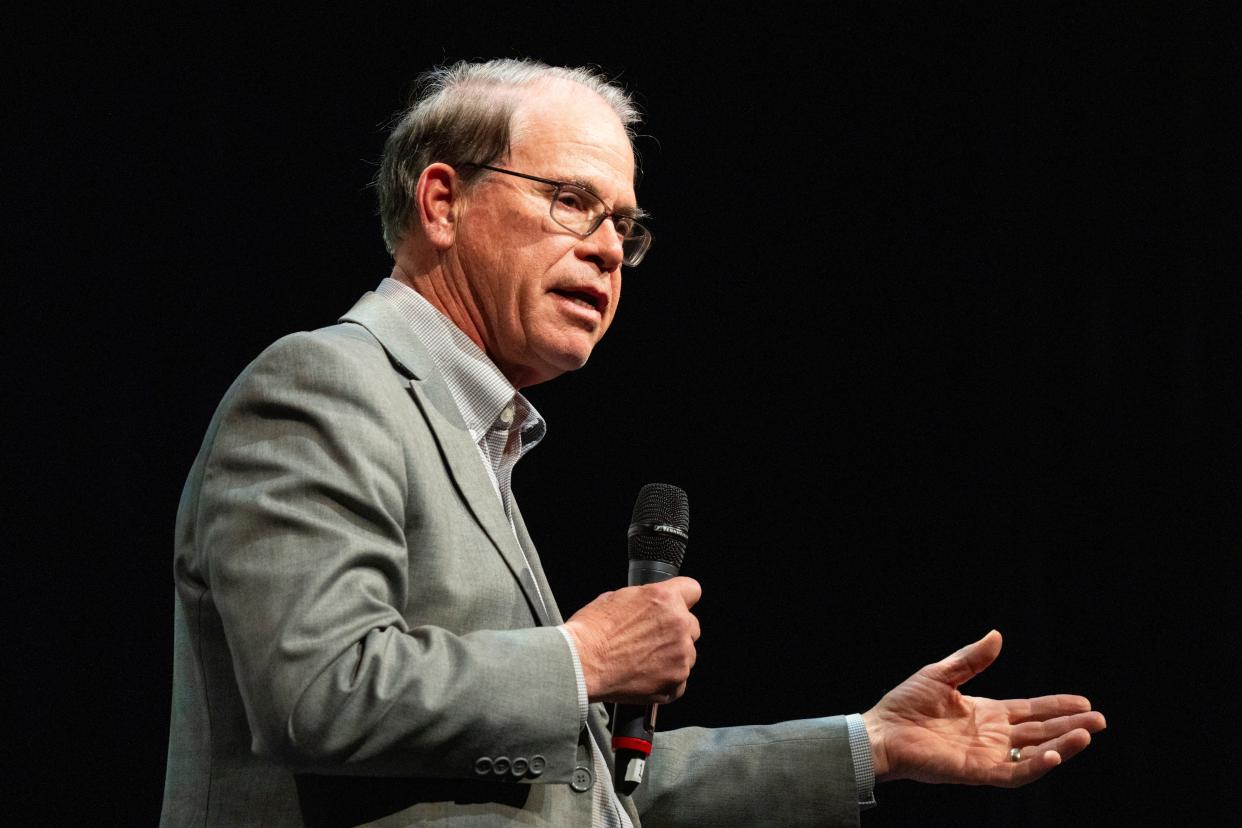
[577,217,626,272]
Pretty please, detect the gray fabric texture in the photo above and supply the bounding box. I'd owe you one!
[161,291,862,827]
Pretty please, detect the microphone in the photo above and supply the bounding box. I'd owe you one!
[611,483,690,795]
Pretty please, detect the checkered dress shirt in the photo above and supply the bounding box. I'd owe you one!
[375,277,632,826]
[374,277,876,818]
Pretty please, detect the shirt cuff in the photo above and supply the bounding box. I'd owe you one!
[846,713,877,810]
[556,625,590,727]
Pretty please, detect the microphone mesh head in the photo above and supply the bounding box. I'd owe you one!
[628,483,689,567]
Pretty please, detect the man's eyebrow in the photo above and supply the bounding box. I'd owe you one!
[618,205,650,221]
[564,177,649,220]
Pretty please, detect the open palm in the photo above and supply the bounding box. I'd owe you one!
[862,631,1106,787]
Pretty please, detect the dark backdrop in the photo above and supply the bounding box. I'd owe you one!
[12,3,1238,825]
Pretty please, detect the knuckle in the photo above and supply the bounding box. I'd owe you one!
[659,684,684,704]
[641,584,667,606]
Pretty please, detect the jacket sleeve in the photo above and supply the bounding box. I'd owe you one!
[187,330,583,780]
[630,717,862,827]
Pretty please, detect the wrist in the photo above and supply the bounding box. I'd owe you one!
[861,708,892,781]
[555,625,591,726]
[562,619,603,699]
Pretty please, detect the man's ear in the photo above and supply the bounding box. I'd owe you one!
[415,162,461,251]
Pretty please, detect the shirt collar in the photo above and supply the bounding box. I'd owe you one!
[374,277,545,451]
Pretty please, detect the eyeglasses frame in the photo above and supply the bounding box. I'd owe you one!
[461,163,652,267]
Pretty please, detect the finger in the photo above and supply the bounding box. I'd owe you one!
[926,629,1002,688]
[994,728,1094,788]
[1009,727,1093,769]
[1009,712,1107,746]
[1046,727,1094,763]
[667,576,702,609]
[659,680,688,705]
[1003,694,1094,723]
[990,748,1062,788]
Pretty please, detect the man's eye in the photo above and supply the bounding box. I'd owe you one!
[613,217,634,237]
[556,190,588,212]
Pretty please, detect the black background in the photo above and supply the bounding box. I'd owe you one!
[11,3,1239,825]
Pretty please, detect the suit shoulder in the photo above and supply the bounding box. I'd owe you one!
[204,321,407,438]
[252,322,389,375]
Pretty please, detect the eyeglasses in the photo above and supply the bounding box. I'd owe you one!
[465,163,652,267]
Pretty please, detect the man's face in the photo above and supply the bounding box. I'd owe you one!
[450,79,637,388]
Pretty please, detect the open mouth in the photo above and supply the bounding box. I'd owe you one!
[551,288,603,313]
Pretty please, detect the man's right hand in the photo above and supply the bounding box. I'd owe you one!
[563,577,702,705]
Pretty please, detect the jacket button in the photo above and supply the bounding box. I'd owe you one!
[510,757,529,777]
[570,765,594,792]
[492,756,511,775]
[529,755,546,776]
[474,757,493,775]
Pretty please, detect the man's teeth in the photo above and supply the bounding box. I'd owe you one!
[557,290,596,310]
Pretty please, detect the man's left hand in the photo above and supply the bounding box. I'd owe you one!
[861,630,1106,787]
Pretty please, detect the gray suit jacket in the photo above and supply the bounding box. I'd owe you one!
[162,292,862,827]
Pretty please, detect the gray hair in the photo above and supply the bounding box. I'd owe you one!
[374,58,642,254]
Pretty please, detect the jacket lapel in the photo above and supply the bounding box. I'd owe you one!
[338,292,553,627]
[511,500,564,625]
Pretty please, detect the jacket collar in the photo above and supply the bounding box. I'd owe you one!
[338,291,554,627]
[339,291,437,381]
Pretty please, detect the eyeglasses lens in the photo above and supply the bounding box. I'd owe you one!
[549,185,650,267]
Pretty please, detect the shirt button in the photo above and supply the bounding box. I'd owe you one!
[498,403,516,425]
[570,765,594,792]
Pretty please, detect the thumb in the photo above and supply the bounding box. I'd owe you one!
[665,576,702,609]
[927,629,1002,688]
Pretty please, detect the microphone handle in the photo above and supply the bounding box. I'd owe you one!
[612,560,681,794]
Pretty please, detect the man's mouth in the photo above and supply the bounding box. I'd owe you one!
[551,288,605,313]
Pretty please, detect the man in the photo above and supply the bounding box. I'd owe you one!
[162,59,1105,827]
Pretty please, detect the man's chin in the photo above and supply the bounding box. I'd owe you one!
[548,349,595,377]
[498,346,592,389]
[517,345,595,388]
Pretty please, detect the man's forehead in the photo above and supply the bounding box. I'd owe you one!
[508,81,636,190]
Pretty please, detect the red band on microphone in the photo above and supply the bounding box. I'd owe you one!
[611,736,653,756]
